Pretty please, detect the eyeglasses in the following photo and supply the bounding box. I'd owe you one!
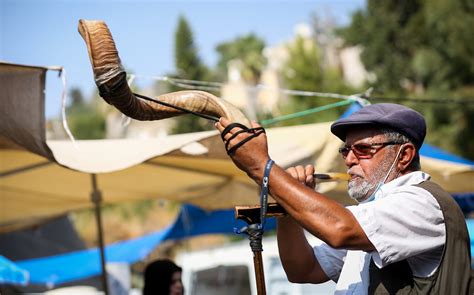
[338,141,405,159]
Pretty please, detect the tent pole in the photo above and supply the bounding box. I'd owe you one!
[91,173,109,295]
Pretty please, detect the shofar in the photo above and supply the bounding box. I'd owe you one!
[78,19,250,126]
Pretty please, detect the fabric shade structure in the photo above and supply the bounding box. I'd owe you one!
[0,62,333,231]
[4,122,473,232]
[2,61,474,232]
[1,121,349,232]
[1,61,474,291]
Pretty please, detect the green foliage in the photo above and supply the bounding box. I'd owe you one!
[339,0,424,93]
[339,0,474,159]
[174,16,208,81]
[279,36,356,126]
[67,88,106,139]
[283,36,322,95]
[170,15,213,134]
[215,34,266,84]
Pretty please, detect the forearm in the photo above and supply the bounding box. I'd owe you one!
[277,216,328,283]
[255,164,373,250]
[214,118,372,250]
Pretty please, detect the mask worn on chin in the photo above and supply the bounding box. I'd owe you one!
[362,145,403,203]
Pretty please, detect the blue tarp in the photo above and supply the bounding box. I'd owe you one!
[13,205,276,286]
[468,220,474,256]
[0,256,29,285]
[10,205,474,287]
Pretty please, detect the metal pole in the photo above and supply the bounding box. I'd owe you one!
[91,174,109,295]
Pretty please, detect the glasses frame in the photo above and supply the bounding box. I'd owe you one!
[338,141,405,159]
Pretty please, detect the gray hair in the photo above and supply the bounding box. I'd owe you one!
[379,127,421,171]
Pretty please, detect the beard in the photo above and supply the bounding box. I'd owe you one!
[347,156,394,202]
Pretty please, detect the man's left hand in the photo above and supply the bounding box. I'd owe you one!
[215,117,270,181]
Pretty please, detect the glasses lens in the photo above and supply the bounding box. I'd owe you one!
[352,143,374,157]
[338,146,350,158]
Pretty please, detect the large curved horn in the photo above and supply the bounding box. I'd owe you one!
[78,19,250,126]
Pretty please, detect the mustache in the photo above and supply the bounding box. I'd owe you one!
[347,169,364,179]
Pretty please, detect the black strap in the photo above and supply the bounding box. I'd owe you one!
[221,123,266,156]
[221,122,249,141]
[227,129,265,156]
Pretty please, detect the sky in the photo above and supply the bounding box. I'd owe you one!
[1,0,365,118]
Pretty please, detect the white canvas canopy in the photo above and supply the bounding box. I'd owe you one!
[1,61,473,233]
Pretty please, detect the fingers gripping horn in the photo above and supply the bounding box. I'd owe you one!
[78,19,250,125]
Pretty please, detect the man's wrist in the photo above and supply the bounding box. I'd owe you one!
[247,157,272,182]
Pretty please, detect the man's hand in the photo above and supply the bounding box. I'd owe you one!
[286,165,316,190]
[215,117,270,181]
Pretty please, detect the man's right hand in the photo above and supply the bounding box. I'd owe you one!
[286,165,316,189]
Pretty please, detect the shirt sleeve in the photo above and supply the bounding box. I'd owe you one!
[312,239,347,282]
[347,185,445,268]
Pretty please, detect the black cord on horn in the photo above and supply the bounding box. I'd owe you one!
[133,92,220,122]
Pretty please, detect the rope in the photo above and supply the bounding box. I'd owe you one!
[128,74,361,102]
[129,74,474,105]
[259,99,353,126]
[59,68,80,151]
[128,74,369,126]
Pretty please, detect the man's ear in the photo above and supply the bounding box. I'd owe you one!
[397,143,416,172]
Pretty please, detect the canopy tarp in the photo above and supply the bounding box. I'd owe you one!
[2,61,474,288]
[1,122,346,232]
[1,61,474,232]
[0,256,29,285]
[3,122,473,232]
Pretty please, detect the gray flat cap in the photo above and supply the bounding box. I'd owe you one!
[331,103,426,149]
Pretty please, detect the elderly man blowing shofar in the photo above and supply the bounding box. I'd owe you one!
[215,103,472,294]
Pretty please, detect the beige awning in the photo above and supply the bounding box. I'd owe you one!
[1,62,473,233]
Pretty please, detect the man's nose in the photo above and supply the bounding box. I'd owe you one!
[344,149,359,167]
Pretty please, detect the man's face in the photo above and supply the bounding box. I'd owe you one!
[343,127,398,202]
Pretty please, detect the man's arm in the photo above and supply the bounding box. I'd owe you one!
[277,165,329,283]
[277,216,329,283]
[215,118,374,251]
[268,165,373,250]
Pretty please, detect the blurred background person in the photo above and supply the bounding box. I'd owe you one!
[143,259,184,295]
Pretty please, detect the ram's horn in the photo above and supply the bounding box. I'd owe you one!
[78,19,250,125]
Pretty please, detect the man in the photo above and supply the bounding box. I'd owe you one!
[215,103,472,294]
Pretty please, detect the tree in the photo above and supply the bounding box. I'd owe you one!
[283,36,323,97]
[339,0,474,159]
[66,87,106,139]
[280,35,354,125]
[339,0,424,93]
[215,34,266,85]
[169,15,212,134]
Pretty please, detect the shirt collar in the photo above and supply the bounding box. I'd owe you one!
[374,171,431,201]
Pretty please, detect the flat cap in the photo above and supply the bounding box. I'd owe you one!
[331,103,426,149]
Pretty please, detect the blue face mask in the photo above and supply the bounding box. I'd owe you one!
[363,145,403,203]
